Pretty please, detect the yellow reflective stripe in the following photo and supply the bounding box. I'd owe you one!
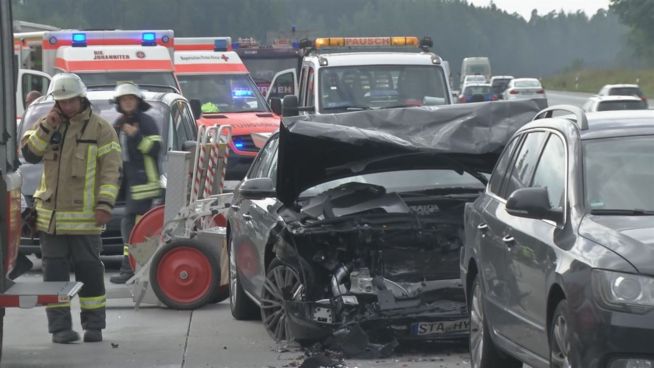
[56,222,102,231]
[79,295,106,310]
[137,135,161,153]
[55,211,95,221]
[99,184,119,200]
[130,155,160,200]
[144,156,158,184]
[84,145,97,212]
[28,132,48,153]
[123,244,129,256]
[46,302,71,309]
[97,141,121,157]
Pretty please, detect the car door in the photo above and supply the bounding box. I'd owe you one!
[266,68,297,104]
[16,69,50,117]
[481,130,548,341]
[502,131,567,358]
[231,136,279,297]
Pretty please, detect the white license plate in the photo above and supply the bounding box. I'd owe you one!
[411,319,470,336]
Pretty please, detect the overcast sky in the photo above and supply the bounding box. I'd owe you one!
[467,0,611,20]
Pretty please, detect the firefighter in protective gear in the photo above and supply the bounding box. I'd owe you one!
[109,83,162,284]
[20,73,122,344]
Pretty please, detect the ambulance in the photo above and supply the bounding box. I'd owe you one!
[174,37,280,183]
[13,29,178,116]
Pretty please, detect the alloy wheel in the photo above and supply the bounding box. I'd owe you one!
[261,263,302,341]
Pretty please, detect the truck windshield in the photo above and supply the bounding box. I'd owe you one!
[239,55,298,95]
[78,72,179,91]
[177,74,269,113]
[319,65,449,113]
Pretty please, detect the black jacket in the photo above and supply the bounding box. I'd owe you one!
[114,110,162,213]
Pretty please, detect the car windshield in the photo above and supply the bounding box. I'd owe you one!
[177,74,268,113]
[464,85,491,95]
[300,169,485,198]
[78,72,178,91]
[514,79,541,88]
[465,75,486,83]
[597,100,647,111]
[19,99,168,144]
[584,135,654,213]
[318,65,449,112]
[609,87,643,97]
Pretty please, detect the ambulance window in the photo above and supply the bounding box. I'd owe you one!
[268,71,295,102]
[306,67,315,108]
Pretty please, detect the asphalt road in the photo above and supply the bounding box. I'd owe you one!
[3,256,471,368]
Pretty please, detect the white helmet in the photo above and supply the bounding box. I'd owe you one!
[114,82,143,100]
[49,73,87,101]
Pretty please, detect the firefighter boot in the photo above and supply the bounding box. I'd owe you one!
[52,330,80,344]
[84,329,102,342]
[109,255,133,284]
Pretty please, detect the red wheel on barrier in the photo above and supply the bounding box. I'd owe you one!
[149,240,219,310]
[128,205,165,271]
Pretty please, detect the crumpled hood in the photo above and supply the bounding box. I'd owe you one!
[276,100,542,205]
[580,215,654,274]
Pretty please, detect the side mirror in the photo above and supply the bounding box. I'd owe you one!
[281,95,299,117]
[506,187,563,223]
[190,99,202,120]
[239,177,275,199]
[270,97,282,116]
[182,140,197,152]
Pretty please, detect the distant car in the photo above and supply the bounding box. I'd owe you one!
[462,74,487,87]
[583,95,648,112]
[18,89,198,255]
[458,83,494,103]
[490,75,514,100]
[598,84,648,108]
[461,106,654,368]
[503,78,546,102]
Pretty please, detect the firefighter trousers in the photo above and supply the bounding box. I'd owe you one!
[40,233,106,333]
[118,203,151,274]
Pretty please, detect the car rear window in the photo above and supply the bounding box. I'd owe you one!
[609,87,644,98]
[597,100,647,112]
[464,85,491,95]
[514,80,541,88]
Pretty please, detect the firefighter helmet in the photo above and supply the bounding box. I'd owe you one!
[49,73,87,101]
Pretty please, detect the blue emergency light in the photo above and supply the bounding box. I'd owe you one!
[232,89,254,98]
[234,141,245,149]
[214,39,228,52]
[141,32,156,46]
[72,33,87,47]
[231,41,240,50]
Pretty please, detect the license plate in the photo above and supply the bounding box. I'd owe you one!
[411,319,469,336]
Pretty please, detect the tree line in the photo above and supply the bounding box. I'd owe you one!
[13,0,633,78]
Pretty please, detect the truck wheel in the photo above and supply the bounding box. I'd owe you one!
[229,236,259,320]
[469,276,522,368]
[150,240,219,310]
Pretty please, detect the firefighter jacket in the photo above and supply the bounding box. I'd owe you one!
[21,106,122,235]
[114,110,162,213]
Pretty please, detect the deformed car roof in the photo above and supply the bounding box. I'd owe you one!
[276,100,542,204]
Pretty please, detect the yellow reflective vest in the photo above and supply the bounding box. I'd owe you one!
[21,107,122,235]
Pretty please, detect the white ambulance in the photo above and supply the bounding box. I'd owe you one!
[13,30,178,116]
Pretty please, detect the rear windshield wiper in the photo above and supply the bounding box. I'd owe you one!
[590,209,654,216]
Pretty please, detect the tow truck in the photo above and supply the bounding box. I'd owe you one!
[0,0,82,359]
[233,37,300,97]
[13,29,179,98]
[266,36,453,117]
[174,37,279,183]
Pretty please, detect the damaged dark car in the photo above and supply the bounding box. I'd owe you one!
[226,101,541,356]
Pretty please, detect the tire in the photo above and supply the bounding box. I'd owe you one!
[228,236,259,320]
[209,285,230,304]
[469,276,522,368]
[550,300,573,368]
[150,240,219,310]
[261,259,304,342]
